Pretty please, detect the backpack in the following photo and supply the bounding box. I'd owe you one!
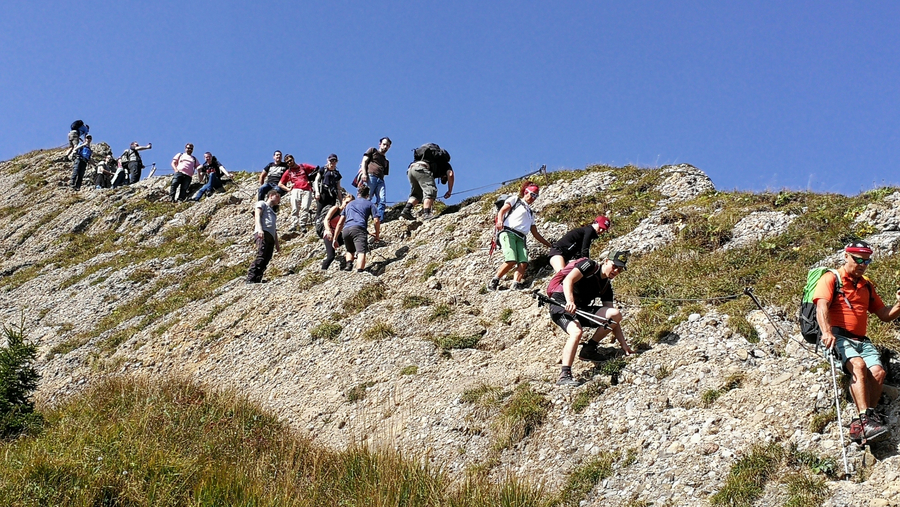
[70,120,84,131]
[315,204,341,238]
[413,143,452,179]
[798,268,842,344]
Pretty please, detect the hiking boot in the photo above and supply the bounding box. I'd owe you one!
[487,278,500,291]
[511,281,526,291]
[849,418,865,442]
[341,263,353,272]
[421,210,435,220]
[400,209,415,221]
[861,413,890,443]
[578,341,606,362]
[556,371,581,387]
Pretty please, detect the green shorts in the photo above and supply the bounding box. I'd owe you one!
[500,230,528,264]
[831,334,882,370]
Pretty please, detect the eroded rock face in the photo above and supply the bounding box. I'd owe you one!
[723,211,797,251]
[2,147,899,506]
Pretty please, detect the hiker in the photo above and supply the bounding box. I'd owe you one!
[320,194,354,270]
[65,121,89,159]
[357,137,391,221]
[814,240,900,443]
[487,181,553,291]
[191,152,231,201]
[548,251,635,386]
[399,144,454,221]
[257,150,288,201]
[333,185,381,273]
[93,154,116,189]
[246,189,282,283]
[314,153,344,212]
[548,216,612,272]
[277,154,317,232]
[70,134,93,191]
[120,141,152,184]
[170,143,201,202]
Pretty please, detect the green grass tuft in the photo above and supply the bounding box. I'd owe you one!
[309,322,342,341]
[363,321,396,341]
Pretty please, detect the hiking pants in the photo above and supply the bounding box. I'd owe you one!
[193,172,223,201]
[257,183,285,202]
[127,161,141,185]
[367,174,386,221]
[71,157,87,190]
[407,162,437,202]
[289,188,314,228]
[247,231,275,282]
[112,168,127,188]
[170,172,192,201]
[322,234,343,269]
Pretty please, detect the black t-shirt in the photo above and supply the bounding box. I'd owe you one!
[549,258,612,307]
[553,225,599,260]
[263,162,288,186]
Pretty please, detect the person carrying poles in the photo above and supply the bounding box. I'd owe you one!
[487,181,552,291]
[546,251,635,386]
[814,240,900,444]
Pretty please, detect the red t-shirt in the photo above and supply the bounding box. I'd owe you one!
[812,268,884,337]
[279,163,317,191]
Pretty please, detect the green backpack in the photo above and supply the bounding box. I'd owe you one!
[798,268,842,344]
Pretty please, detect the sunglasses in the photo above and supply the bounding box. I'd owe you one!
[527,191,539,198]
[850,255,873,266]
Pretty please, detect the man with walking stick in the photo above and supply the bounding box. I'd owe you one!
[814,241,900,444]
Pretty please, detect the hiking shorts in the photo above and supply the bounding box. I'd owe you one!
[343,226,369,255]
[548,293,603,331]
[499,230,528,264]
[407,161,437,202]
[831,333,882,370]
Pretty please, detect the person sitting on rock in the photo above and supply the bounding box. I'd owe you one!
[93,154,116,189]
[815,240,900,444]
[333,185,380,273]
[191,152,231,201]
[257,150,288,201]
[549,216,611,272]
[487,181,552,291]
[548,251,635,386]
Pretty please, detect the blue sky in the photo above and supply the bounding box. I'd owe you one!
[2,1,898,204]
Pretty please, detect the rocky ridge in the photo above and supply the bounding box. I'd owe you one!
[1,149,899,506]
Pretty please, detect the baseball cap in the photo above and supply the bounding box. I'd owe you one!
[595,216,611,231]
[328,153,338,162]
[607,250,629,270]
[845,241,873,255]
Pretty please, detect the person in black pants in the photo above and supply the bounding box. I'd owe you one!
[70,135,93,191]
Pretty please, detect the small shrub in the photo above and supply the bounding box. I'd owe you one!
[597,357,627,376]
[401,295,433,309]
[655,364,671,380]
[808,408,836,434]
[556,452,618,507]
[783,472,829,507]
[399,366,418,376]
[730,314,759,343]
[343,282,386,314]
[571,383,608,413]
[363,321,396,341]
[296,272,326,292]
[701,389,722,408]
[709,443,783,506]
[421,262,440,281]
[428,303,453,322]
[310,322,342,341]
[492,383,548,451]
[460,383,502,407]
[430,333,481,351]
[0,321,43,438]
[346,381,376,403]
[499,308,513,325]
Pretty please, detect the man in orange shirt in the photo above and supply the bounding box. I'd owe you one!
[814,241,900,443]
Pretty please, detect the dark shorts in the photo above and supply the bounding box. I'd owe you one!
[548,247,565,258]
[547,293,602,331]
[343,227,368,254]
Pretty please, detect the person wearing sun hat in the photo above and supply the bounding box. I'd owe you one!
[487,180,553,291]
[548,215,612,272]
[814,240,900,443]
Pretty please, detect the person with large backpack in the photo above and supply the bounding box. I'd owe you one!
[399,143,455,221]
[546,251,634,386]
[65,120,89,160]
[548,216,611,272]
[70,134,93,191]
[314,153,344,213]
[487,181,553,291]
[812,240,900,444]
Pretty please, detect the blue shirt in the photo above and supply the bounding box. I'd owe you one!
[342,198,377,229]
[77,145,93,161]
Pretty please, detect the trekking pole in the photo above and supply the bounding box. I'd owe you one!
[827,348,852,478]
[743,287,812,352]
[531,290,615,330]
